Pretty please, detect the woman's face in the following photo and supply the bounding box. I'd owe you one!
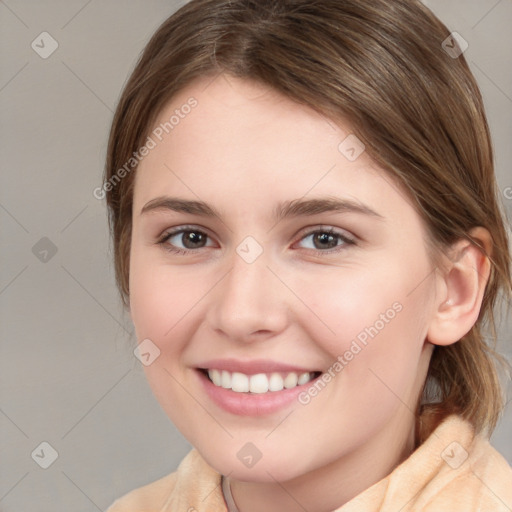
[129,74,438,483]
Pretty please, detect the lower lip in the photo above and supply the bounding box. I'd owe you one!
[196,369,321,416]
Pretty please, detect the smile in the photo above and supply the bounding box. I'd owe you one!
[204,369,321,394]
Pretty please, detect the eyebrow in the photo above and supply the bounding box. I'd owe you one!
[140,195,385,222]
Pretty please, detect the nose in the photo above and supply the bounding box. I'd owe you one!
[206,246,289,344]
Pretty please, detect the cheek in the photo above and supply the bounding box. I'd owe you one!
[343,293,431,417]
[128,253,200,423]
[129,273,169,342]
[291,257,433,394]
[289,262,413,355]
[329,305,430,432]
[129,247,196,343]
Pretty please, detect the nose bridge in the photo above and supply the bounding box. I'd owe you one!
[208,243,288,341]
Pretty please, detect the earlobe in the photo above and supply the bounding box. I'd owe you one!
[427,227,492,346]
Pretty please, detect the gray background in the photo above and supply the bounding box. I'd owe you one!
[0,0,511,510]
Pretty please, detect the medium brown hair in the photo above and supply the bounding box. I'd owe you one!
[104,0,511,441]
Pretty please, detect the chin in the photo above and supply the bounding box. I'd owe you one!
[200,445,311,483]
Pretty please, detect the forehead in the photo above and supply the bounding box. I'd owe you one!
[154,73,344,154]
[132,73,414,223]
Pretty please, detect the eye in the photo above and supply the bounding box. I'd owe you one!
[156,225,356,256]
[157,226,214,255]
[295,227,355,253]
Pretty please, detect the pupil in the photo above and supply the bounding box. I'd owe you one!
[316,233,335,249]
[185,231,204,248]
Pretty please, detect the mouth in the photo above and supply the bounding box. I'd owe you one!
[196,362,325,416]
[198,368,322,394]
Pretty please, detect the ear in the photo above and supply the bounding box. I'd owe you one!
[427,227,492,346]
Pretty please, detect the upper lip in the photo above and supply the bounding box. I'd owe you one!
[197,359,320,375]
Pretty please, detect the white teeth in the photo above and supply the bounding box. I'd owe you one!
[249,373,269,393]
[298,372,311,385]
[269,373,284,392]
[210,369,222,386]
[231,372,249,392]
[206,369,317,393]
[284,373,298,389]
[221,370,231,389]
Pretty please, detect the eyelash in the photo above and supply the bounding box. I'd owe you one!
[156,225,356,256]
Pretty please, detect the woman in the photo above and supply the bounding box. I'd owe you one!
[103,0,512,510]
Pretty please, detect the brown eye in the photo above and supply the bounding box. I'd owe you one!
[311,232,340,250]
[179,231,208,249]
[297,228,355,252]
[158,227,213,254]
